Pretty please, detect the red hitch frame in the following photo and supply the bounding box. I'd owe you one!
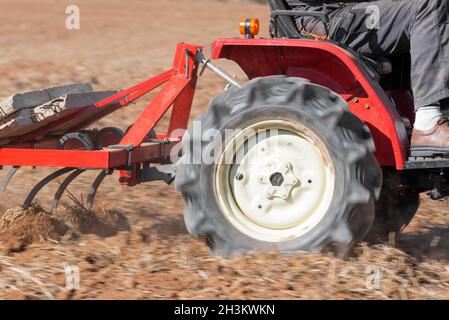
[0,43,202,186]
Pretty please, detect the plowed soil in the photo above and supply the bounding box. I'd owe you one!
[1,0,449,300]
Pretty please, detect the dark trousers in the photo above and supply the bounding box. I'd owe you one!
[299,0,449,110]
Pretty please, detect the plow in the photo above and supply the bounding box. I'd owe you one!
[1,9,449,257]
[0,42,201,211]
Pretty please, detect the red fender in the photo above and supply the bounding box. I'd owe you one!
[211,38,409,169]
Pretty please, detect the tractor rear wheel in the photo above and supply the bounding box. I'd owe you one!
[176,76,382,256]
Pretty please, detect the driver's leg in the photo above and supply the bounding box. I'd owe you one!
[334,0,449,155]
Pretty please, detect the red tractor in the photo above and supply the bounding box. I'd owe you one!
[0,8,444,256]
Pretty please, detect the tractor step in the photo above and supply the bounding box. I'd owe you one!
[406,155,449,169]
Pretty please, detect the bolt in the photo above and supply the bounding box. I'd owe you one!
[365,104,370,109]
[352,97,359,103]
[428,189,442,200]
[282,193,287,199]
[270,172,285,187]
[235,173,244,181]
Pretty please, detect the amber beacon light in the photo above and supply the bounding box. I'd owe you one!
[239,18,260,39]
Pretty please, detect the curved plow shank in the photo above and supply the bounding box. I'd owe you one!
[51,169,86,212]
[1,166,21,192]
[86,170,109,210]
[22,168,75,208]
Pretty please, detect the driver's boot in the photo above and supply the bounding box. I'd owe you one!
[411,118,449,156]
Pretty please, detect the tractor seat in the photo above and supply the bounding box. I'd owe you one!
[267,0,393,77]
[362,56,393,76]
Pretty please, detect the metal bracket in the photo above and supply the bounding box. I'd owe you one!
[147,138,171,161]
[137,164,176,185]
[425,169,449,200]
[108,144,134,167]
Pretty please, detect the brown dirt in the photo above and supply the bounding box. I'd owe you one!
[0,205,130,253]
[0,206,67,252]
[1,0,449,300]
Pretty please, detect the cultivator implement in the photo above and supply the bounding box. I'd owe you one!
[0,43,203,209]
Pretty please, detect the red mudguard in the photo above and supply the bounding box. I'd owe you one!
[211,38,409,169]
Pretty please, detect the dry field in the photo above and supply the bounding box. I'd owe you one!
[0,0,449,300]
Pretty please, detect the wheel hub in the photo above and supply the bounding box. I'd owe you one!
[269,172,284,187]
[256,161,300,200]
[216,120,335,242]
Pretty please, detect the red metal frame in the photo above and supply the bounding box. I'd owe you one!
[211,38,410,169]
[0,37,413,187]
[0,43,202,184]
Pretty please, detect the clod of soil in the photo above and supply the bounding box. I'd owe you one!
[0,206,129,253]
[0,206,67,252]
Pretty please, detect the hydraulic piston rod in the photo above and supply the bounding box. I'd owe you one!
[195,49,242,88]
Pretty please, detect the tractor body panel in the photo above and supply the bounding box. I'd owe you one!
[211,38,409,169]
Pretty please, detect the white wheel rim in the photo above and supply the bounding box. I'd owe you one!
[215,120,335,242]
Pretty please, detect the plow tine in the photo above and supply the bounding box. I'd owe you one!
[22,168,75,208]
[1,166,20,192]
[51,169,86,212]
[86,169,109,210]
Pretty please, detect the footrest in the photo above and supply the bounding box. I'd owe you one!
[406,155,449,169]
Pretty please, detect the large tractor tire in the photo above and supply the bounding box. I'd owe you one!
[367,169,420,242]
[176,76,382,256]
